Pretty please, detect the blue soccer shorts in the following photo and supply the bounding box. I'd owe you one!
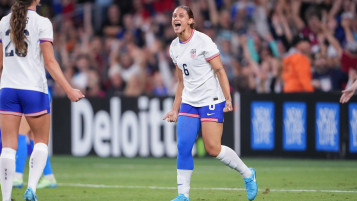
[178,101,225,123]
[0,88,51,117]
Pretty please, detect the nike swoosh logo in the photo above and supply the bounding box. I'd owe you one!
[253,173,256,182]
[177,184,183,186]
[176,55,179,58]
[207,113,215,116]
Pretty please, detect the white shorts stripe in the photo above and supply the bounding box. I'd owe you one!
[24,110,48,117]
[201,118,218,122]
[179,112,200,118]
[0,111,23,116]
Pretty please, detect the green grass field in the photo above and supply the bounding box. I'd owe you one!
[9,157,357,201]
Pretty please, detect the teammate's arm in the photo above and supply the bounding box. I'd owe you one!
[209,56,233,112]
[41,42,84,102]
[163,65,184,122]
[340,80,357,103]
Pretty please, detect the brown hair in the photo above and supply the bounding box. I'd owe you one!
[10,0,34,55]
[178,5,195,29]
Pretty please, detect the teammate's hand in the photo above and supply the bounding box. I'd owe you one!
[163,110,179,123]
[67,88,85,102]
[223,100,233,112]
[340,87,356,104]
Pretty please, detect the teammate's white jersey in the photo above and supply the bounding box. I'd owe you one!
[0,10,53,94]
[170,30,224,107]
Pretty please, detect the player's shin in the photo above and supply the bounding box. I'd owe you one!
[15,134,28,181]
[0,148,16,201]
[28,143,48,193]
[216,145,252,178]
[176,115,200,198]
[177,169,192,198]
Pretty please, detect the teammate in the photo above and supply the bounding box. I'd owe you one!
[340,80,357,103]
[0,0,84,200]
[163,5,258,201]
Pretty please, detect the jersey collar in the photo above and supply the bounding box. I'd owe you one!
[179,30,195,45]
[28,9,35,11]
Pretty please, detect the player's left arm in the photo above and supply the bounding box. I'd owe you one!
[209,56,232,112]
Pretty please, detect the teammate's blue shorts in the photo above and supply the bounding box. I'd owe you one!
[0,88,51,117]
[178,101,225,123]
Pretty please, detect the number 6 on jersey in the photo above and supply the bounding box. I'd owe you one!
[183,64,189,76]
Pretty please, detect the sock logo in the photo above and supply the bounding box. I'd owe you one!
[177,184,183,186]
[5,168,7,180]
[31,158,34,168]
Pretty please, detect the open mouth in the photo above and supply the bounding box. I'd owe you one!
[174,22,181,28]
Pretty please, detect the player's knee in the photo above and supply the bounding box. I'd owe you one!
[177,142,193,156]
[204,143,221,157]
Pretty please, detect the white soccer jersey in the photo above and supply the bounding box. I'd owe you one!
[0,10,53,94]
[169,30,225,107]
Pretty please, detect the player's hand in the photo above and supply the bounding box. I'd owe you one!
[223,100,233,113]
[163,110,179,123]
[67,88,85,102]
[340,87,356,104]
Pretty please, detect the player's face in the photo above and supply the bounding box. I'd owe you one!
[172,7,192,34]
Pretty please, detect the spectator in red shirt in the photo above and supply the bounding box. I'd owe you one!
[341,41,357,83]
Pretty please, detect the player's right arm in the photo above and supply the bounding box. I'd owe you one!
[41,42,84,102]
[163,65,184,123]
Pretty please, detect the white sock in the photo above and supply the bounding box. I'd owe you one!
[177,169,192,198]
[216,145,252,178]
[28,143,48,193]
[44,174,56,181]
[0,148,16,201]
[15,172,23,181]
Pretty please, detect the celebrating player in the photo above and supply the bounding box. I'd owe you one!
[163,5,258,201]
[0,0,84,200]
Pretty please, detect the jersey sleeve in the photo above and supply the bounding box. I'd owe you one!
[38,18,53,44]
[169,42,178,67]
[0,19,3,43]
[201,35,220,62]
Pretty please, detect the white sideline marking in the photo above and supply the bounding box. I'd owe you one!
[57,183,357,193]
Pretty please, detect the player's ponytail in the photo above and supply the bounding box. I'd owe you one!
[179,5,195,29]
[10,0,33,55]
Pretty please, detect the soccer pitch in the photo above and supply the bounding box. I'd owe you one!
[10,157,357,200]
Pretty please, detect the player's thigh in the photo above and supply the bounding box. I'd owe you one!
[0,88,23,149]
[1,114,22,149]
[201,122,223,156]
[19,115,31,135]
[20,89,51,144]
[25,113,50,145]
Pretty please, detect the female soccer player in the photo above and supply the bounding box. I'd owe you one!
[163,5,258,201]
[0,0,84,200]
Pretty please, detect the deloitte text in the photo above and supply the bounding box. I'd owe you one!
[71,97,197,158]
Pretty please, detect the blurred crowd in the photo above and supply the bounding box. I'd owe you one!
[1,0,357,96]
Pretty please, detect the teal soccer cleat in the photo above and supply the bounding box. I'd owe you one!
[244,168,258,201]
[24,187,38,201]
[171,194,190,201]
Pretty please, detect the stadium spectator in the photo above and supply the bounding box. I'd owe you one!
[282,34,314,93]
[0,0,353,96]
[312,52,348,92]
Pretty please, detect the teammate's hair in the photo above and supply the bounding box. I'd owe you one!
[178,5,195,29]
[10,0,34,55]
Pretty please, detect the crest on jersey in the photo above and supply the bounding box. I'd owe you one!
[190,49,196,59]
